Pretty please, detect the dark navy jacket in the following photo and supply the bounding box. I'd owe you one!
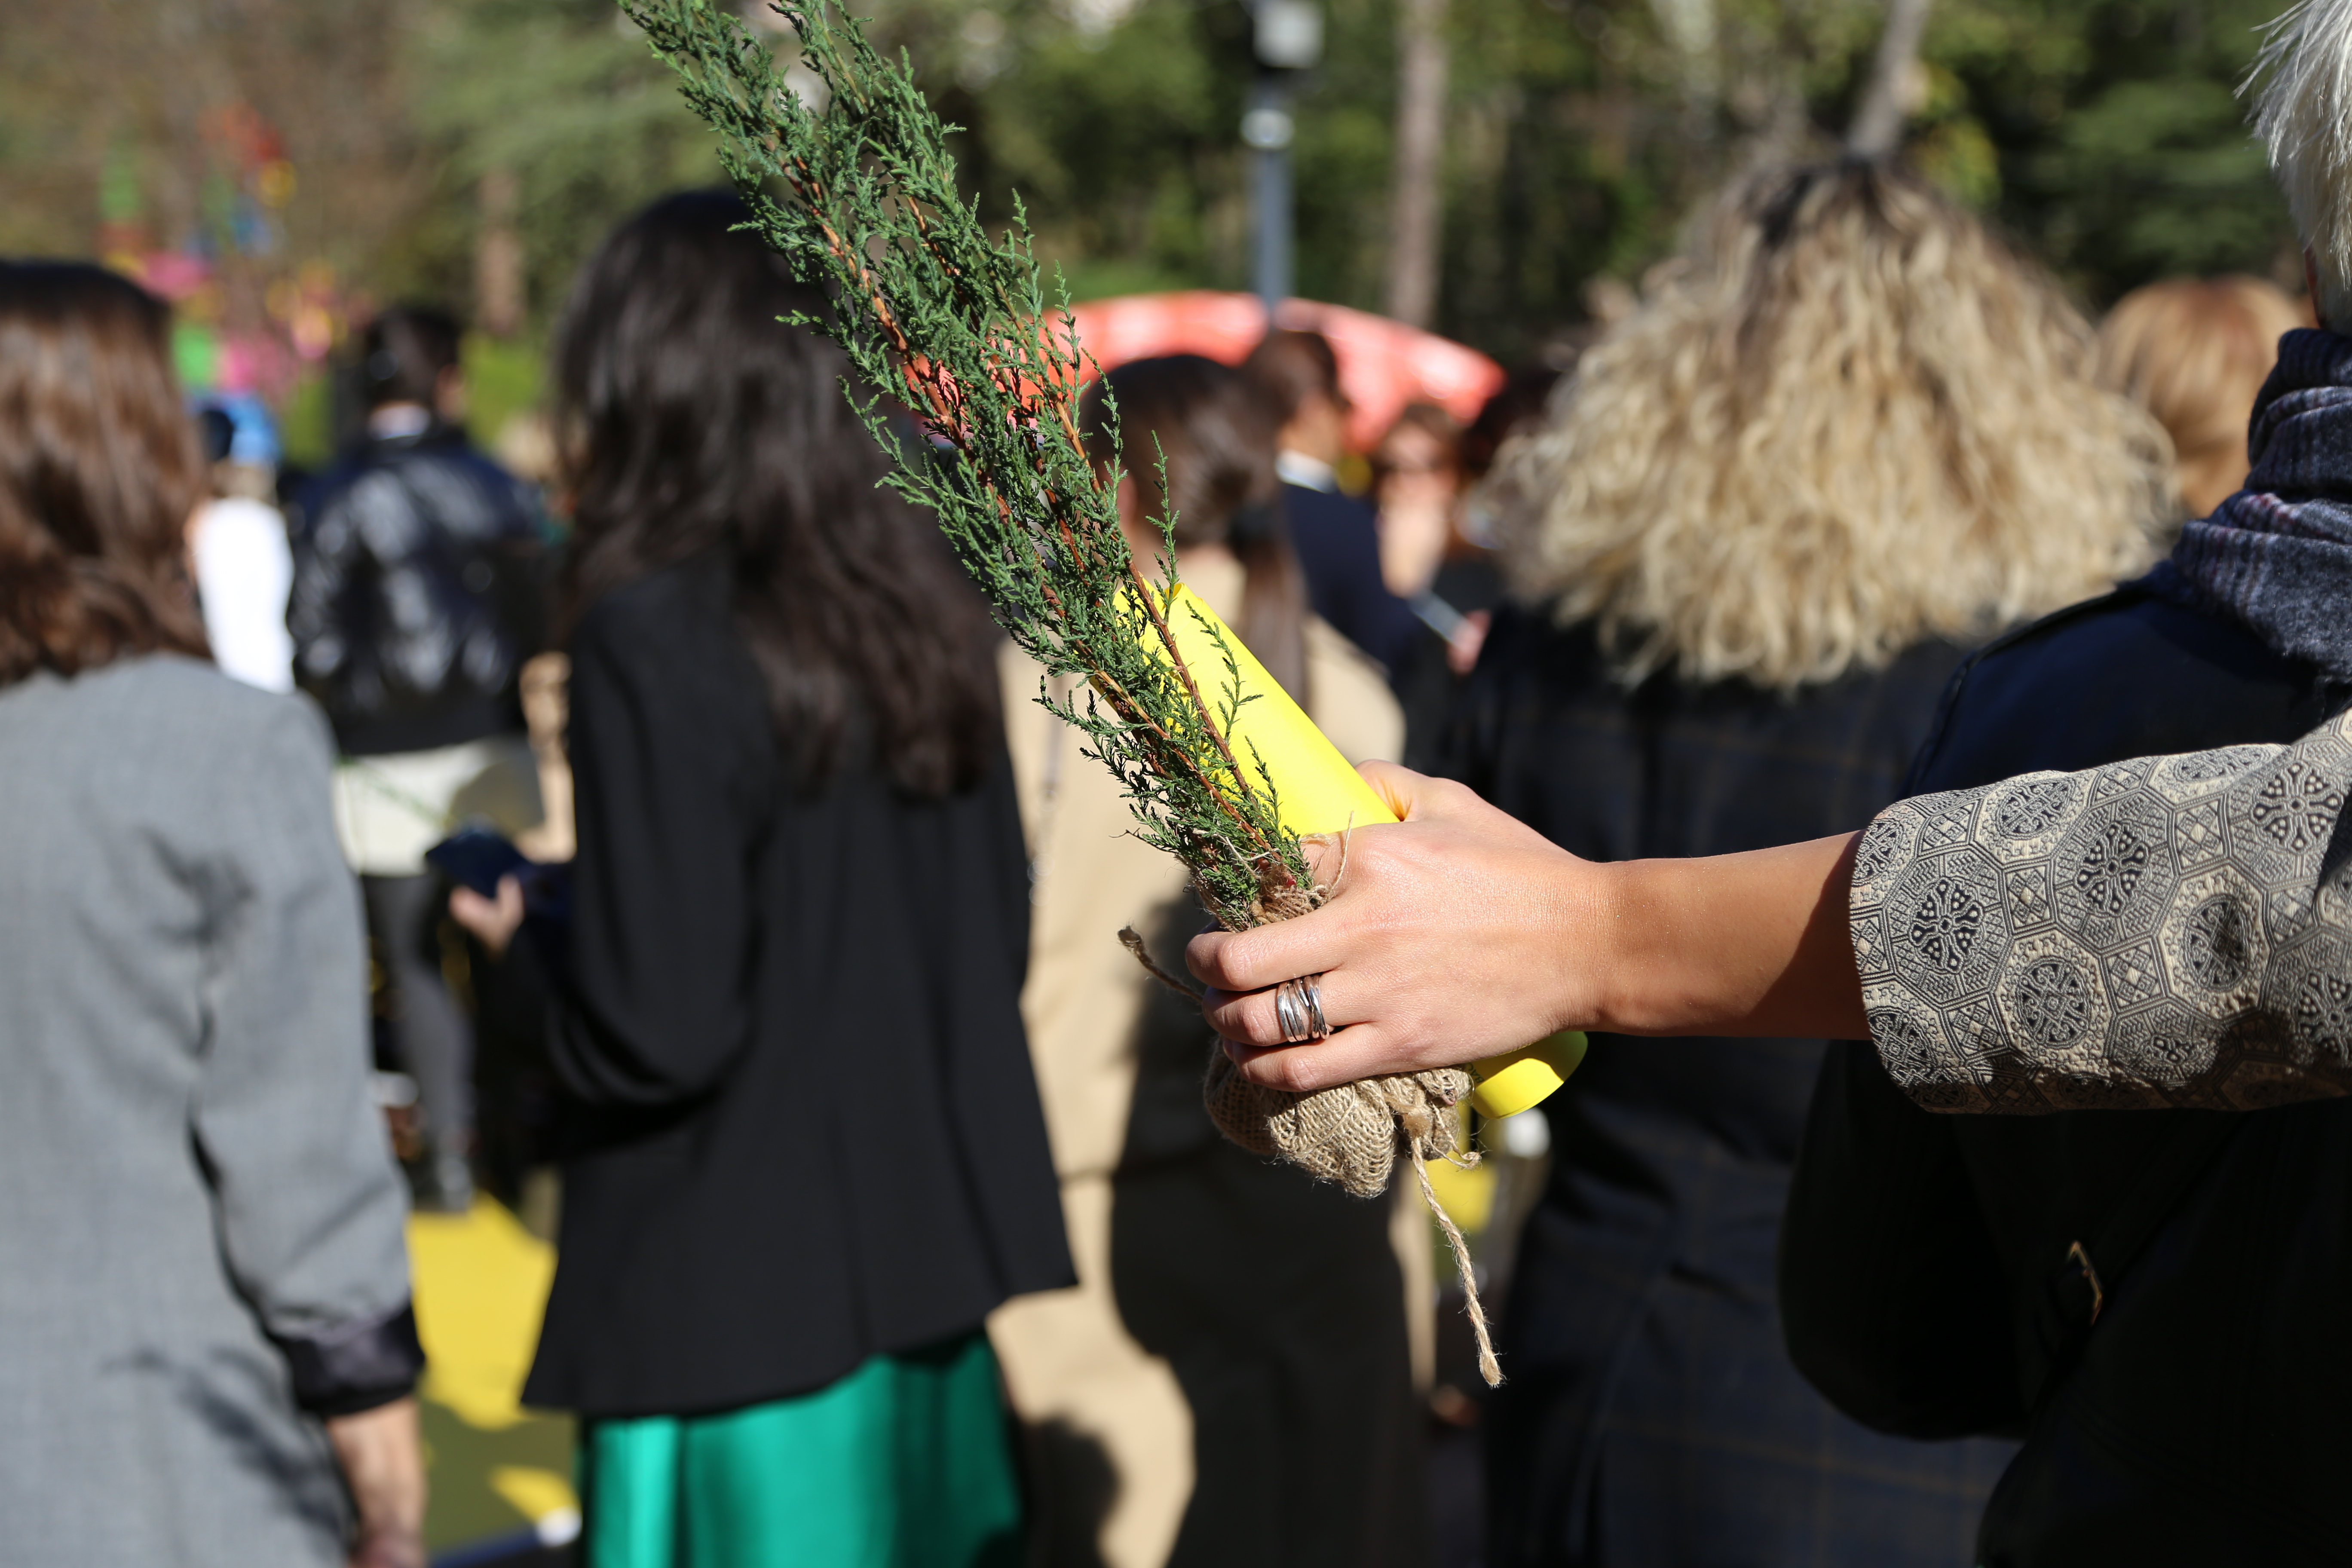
[1783,583,2352,1566]
[1281,481,1422,676]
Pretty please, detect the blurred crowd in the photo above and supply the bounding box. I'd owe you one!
[0,60,2333,1568]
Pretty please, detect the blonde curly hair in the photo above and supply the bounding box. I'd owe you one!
[1484,161,2173,691]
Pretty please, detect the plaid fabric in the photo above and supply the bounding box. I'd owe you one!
[1441,609,2015,1568]
[2152,327,2352,680]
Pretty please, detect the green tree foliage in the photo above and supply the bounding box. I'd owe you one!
[861,0,2296,360]
[1950,0,2291,301]
[0,0,2299,367]
[407,0,722,315]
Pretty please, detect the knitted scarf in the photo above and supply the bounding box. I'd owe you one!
[2148,327,2352,680]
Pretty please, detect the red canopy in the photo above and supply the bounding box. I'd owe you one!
[1064,291,1505,452]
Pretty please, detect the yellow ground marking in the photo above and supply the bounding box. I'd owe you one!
[408,1198,579,1550]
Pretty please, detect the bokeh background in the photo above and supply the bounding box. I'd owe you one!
[0,0,2300,463]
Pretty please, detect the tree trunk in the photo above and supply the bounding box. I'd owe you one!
[1846,0,1933,158]
[1384,0,1448,328]
[474,167,524,340]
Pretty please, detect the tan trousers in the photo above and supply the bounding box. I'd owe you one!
[990,1168,1433,1568]
[991,1174,1194,1568]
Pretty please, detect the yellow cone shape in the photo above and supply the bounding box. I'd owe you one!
[1147,584,1396,838]
[1139,584,1580,1115]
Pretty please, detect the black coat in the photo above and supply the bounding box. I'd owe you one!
[1440,608,2012,1568]
[1782,584,2352,1565]
[523,558,1071,1418]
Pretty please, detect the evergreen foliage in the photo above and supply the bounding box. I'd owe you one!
[627,0,1316,931]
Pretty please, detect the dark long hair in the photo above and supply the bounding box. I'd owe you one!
[0,262,209,688]
[554,190,998,797]
[1083,354,1311,700]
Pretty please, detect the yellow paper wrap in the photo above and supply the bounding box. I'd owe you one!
[1144,584,1581,1118]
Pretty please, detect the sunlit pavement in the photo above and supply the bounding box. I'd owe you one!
[407,1197,580,1565]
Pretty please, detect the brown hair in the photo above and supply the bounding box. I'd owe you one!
[1083,354,1312,700]
[1241,329,1349,426]
[2097,276,2310,518]
[1459,365,1565,482]
[1372,401,1462,479]
[0,262,209,689]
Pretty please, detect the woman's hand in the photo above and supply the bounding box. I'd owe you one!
[448,875,525,959]
[1188,764,1602,1090]
[326,1396,427,1568]
[1186,762,1869,1092]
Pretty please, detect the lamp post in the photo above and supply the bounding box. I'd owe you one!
[1244,0,1321,325]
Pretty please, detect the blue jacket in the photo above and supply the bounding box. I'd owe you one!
[1785,582,2352,1565]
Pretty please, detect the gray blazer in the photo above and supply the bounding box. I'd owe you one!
[0,656,414,1567]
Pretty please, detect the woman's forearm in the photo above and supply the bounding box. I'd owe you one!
[1195,713,2352,1112]
[1594,834,1865,1041]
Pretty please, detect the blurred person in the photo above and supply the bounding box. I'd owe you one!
[1243,329,1423,676]
[1370,401,1505,766]
[1454,363,1567,556]
[289,303,547,1210]
[453,190,1070,1567]
[987,352,1424,1568]
[1448,159,2164,1567]
[1753,37,2352,1560]
[0,261,424,1567]
[1371,401,1464,603]
[2097,274,2308,519]
[189,397,297,691]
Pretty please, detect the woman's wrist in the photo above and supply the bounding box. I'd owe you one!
[1585,834,1868,1040]
[1580,855,1654,1037]
[326,1396,426,1568]
[1562,854,1697,1037]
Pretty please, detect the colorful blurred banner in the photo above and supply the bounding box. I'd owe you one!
[98,101,353,407]
[1065,291,1506,450]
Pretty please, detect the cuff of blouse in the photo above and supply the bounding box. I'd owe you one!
[273,1301,427,1418]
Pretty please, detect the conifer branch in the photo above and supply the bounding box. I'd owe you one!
[624,0,1311,928]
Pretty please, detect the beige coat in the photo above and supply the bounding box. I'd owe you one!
[988,553,1423,1568]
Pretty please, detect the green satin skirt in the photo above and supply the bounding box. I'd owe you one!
[578,1332,1023,1568]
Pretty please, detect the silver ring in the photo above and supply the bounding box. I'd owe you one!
[1274,974,1331,1043]
[1275,980,1308,1042]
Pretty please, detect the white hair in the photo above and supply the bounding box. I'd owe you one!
[2251,0,2352,326]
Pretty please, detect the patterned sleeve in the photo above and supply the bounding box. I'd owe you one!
[1850,709,2352,1112]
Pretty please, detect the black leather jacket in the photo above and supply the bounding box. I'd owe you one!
[290,425,544,756]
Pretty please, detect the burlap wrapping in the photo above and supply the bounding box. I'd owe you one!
[1201,1052,1474,1199]
[1117,854,1510,1384]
